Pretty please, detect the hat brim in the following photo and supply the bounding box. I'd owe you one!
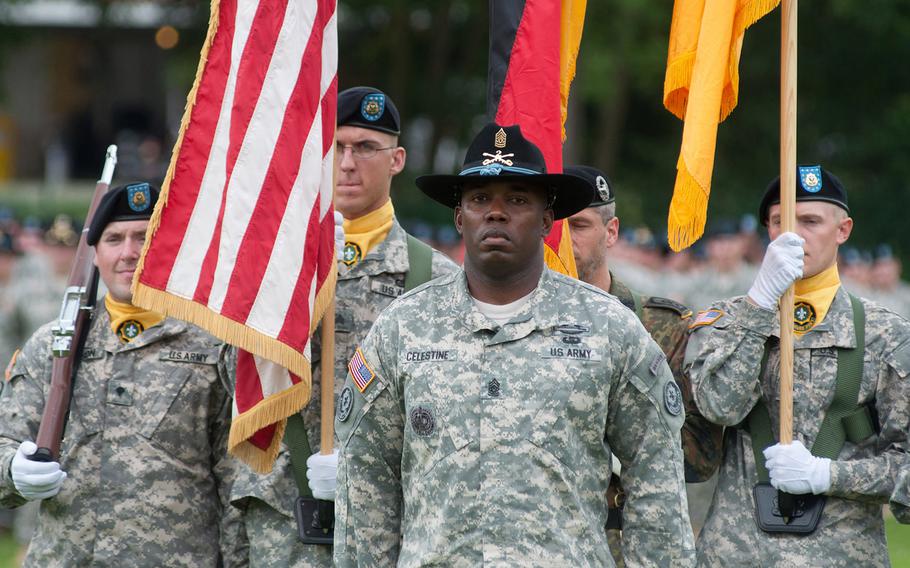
[416,173,593,220]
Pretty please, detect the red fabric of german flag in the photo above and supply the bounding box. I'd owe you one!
[488,0,586,278]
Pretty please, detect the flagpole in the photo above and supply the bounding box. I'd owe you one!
[778,0,797,445]
[319,300,335,454]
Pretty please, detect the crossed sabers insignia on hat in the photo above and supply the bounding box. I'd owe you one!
[482,151,514,167]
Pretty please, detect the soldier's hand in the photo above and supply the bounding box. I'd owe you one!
[11,441,67,501]
[334,211,345,259]
[764,440,831,495]
[306,449,338,501]
[748,232,805,310]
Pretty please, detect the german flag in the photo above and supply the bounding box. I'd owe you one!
[488,1,587,278]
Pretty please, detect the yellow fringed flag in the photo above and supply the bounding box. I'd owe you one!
[664,0,780,251]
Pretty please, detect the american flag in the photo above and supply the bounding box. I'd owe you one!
[348,348,376,393]
[133,0,338,472]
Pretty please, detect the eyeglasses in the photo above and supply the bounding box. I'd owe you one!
[335,142,396,160]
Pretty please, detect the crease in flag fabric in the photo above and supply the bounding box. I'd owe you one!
[663,0,780,252]
[132,0,338,472]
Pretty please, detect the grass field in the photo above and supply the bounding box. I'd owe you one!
[0,517,908,566]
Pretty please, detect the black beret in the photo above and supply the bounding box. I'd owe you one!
[337,86,400,135]
[705,218,740,238]
[87,182,160,245]
[564,165,614,207]
[759,165,849,226]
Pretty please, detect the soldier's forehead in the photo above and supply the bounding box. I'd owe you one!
[100,219,150,237]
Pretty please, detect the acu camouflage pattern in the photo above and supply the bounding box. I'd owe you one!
[891,467,910,524]
[685,288,910,567]
[0,308,244,567]
[609,276,723,482]
[334,268,695,567]
[230,218,457,567]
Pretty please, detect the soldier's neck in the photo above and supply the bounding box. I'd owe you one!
[464,257,543,305]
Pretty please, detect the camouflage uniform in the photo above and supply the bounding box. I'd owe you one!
[230,219,457,567]
[0,308,244,567]
[334,269,695,567]
[606,277,723,565]
[891,467,910,524]
[685,289,910,567]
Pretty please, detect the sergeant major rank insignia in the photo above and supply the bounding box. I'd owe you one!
[361,93,385,122]
[342,242,362,266]
[127,182,151,212]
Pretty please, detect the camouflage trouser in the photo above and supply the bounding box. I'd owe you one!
[243,499,333,568]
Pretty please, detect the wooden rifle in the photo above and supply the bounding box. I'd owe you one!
[31,145,118,462]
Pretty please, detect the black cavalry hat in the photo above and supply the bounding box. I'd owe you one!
[564,165,614,207]
[87,182,160,245]
[416,123,593,220]
[759,165,849,226]
[337,86,401,135]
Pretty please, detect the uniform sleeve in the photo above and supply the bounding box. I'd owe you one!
[0,330,51,508]
[827,335,910,502]
[212,344,250,567]
[684,300,775,426]
[655,312,724,482]
[890,466,910,524]
[607,330,695,567]
[333,322,403,568]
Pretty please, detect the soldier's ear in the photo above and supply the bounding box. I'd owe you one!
[541,208,554,237]
[454,207,463,235]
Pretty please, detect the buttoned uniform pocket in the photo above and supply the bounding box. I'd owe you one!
[139,359,223,464]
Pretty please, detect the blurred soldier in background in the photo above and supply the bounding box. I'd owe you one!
[565,164,722,565]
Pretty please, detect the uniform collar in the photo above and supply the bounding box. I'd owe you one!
[93,306,187,353]
[458,268,564,344]
[772,286,858,350]
[338,217,408,279]
[607,273,637,313]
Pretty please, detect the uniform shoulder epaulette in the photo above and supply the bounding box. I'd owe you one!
[644,296,693,319]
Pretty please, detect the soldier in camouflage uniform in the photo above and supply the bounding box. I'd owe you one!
[230,87,457,567]
[565,165,723,564]
[685,166,910,567]
[892,467,910,524]
[333,123,695,566]
[0,182,244,567]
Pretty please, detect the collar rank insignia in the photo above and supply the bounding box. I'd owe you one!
[793,301,817,332]
[799,165,823,193]
[341,242,362,266]
[348,347,376,393]
[689,309,724,330]
[360,93,385,122]
[127,182,151,212]
[117,319,144,343]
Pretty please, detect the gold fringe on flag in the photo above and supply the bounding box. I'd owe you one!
[667,157,709,252]
[227,381,308,473]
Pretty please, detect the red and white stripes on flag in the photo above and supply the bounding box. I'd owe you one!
[133,0,338,472]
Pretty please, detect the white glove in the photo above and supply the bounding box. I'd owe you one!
[763,440,831,495]
[748,232,805,310]
[333,211,345,259]
[306,449,338,501]
[10,441,67,501]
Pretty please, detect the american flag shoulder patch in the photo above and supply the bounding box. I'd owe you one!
[349,348,377,393]
[689,309,725,330]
